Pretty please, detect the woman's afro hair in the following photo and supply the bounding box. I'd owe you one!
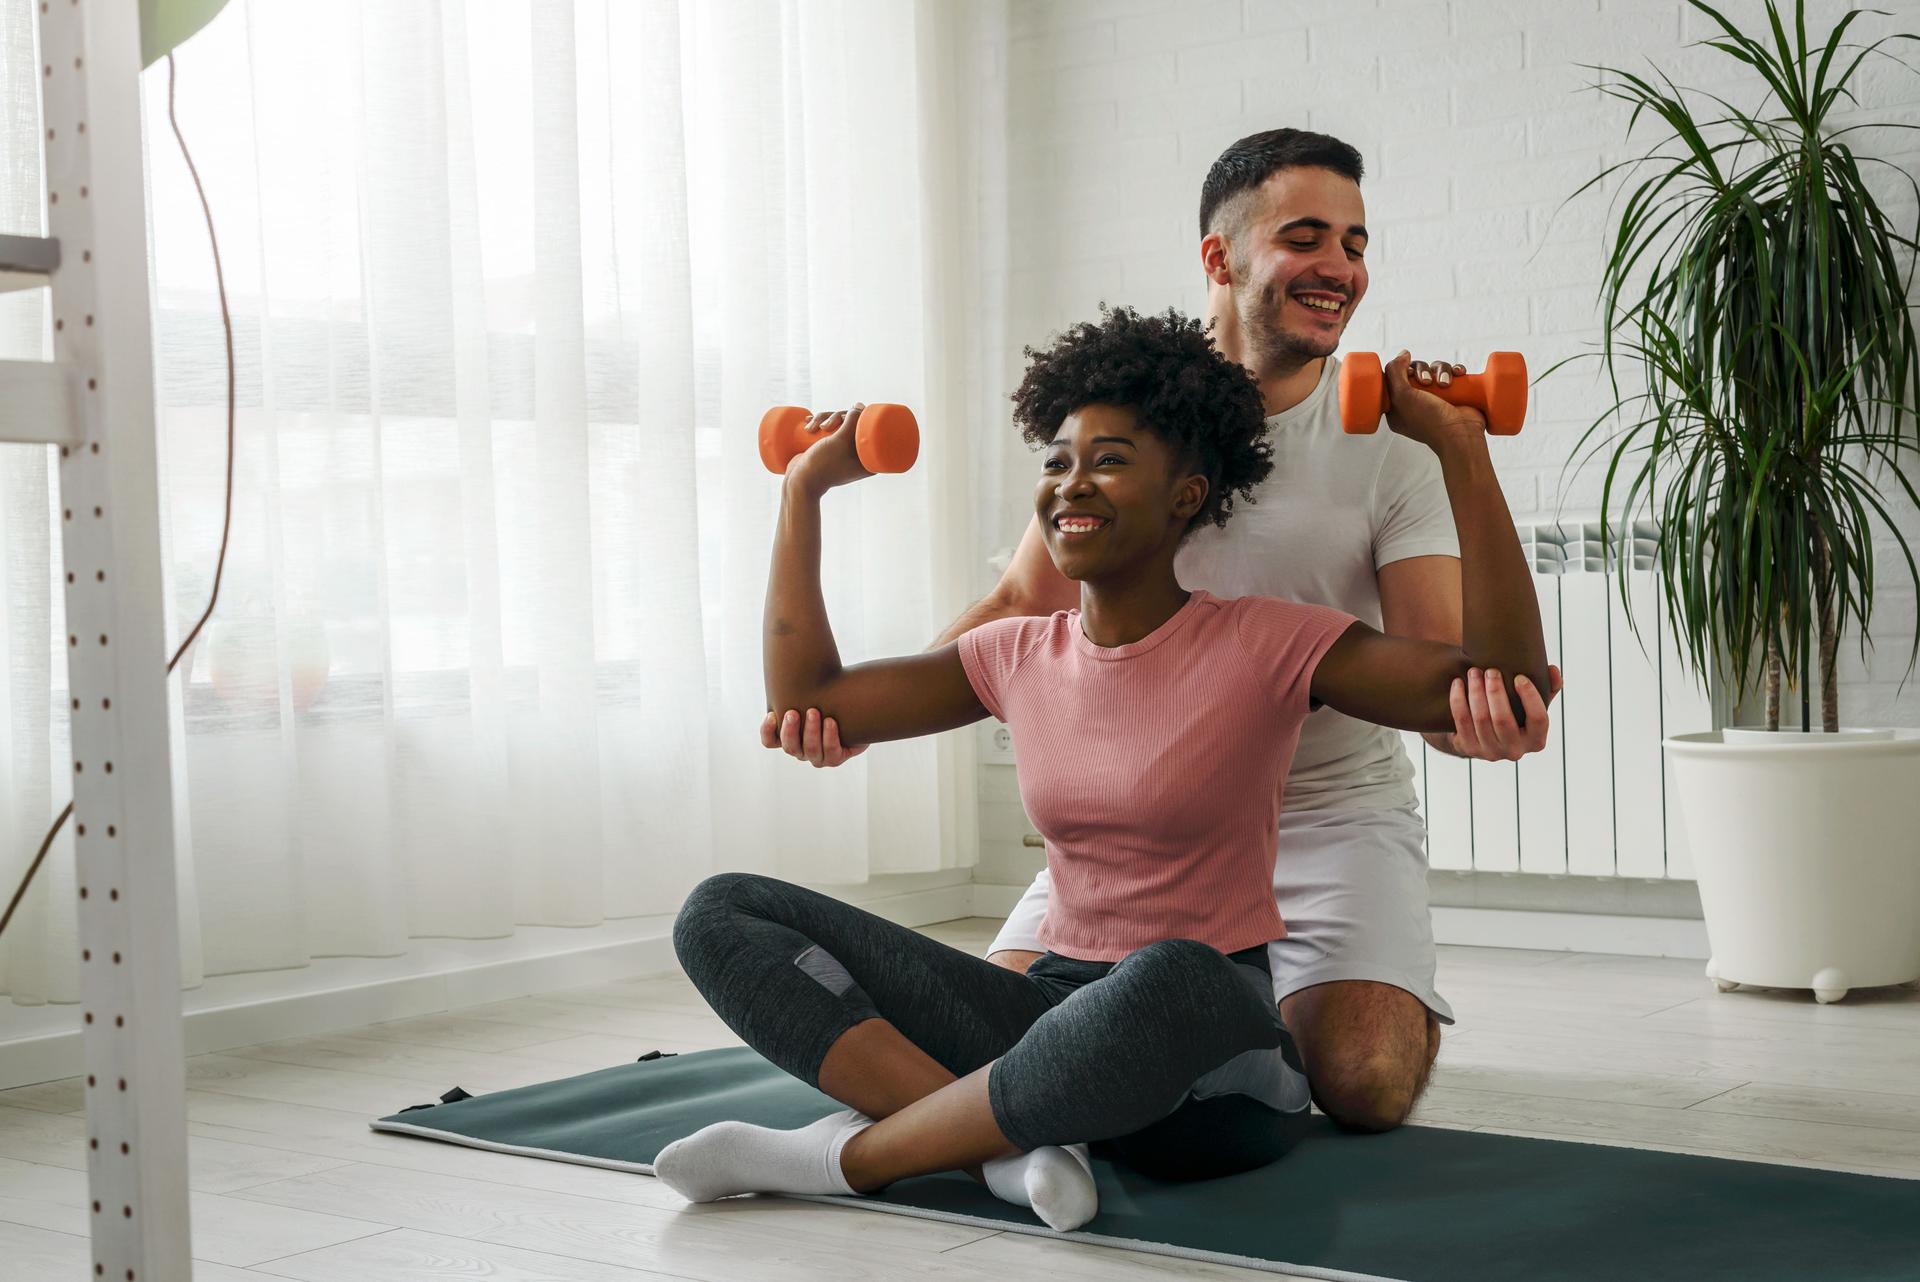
[1010,304,1273,532]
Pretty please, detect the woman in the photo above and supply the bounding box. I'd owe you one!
[660,306,1548,1230]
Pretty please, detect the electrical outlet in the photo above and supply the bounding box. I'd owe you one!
[978,720,1016,765]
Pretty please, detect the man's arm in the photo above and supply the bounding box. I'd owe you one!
[1378,555,1560,760]
[933,512,1079,647]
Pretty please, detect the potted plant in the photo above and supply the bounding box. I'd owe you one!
[1567,0,1920,1001]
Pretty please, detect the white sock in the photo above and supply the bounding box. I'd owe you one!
[652,1108,873,1203]
[983,1143,1097,1231]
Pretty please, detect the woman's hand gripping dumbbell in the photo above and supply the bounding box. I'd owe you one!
[1340,351,1527,439]
[759,402,920,484]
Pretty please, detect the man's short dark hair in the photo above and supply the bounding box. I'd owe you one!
[1198,128,1365,239]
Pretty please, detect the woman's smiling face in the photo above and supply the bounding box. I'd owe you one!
[1035,403,1208,581]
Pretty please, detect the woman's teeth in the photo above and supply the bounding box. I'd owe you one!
[1056,517,1107,534]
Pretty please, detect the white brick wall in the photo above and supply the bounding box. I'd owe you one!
[973,0,1920,885]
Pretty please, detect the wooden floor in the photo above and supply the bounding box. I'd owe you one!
[3,918,1918,1280]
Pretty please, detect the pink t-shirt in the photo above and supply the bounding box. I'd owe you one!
[958,589,1357,962]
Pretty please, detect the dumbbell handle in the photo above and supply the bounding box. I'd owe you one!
[759,403,920,474]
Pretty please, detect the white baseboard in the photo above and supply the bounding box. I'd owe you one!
[1429,906,1710,958]
[0,876,975,1092]
[969,882,1027,920]
[968,884,1711,959]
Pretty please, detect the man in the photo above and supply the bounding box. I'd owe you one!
[764,128,1560,1132]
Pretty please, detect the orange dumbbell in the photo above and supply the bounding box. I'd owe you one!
[758,403,920,474]
[1339,352,1527,435]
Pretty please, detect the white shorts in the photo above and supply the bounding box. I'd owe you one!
[1265,801,1454,1025]
[988,800,1454,1025]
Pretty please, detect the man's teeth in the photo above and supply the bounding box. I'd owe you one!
[1295,295,1343,312]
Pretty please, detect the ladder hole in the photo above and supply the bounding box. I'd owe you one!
[107,825,116,836]
[73,57,81,69]
[54,319,62,331]
[96,571,104,582]
[102,696,110,708]
[91,1200,99,1213]
[115,1015,123,1027]
[80,186,88,198]
[68,636,76,647]
[99,634,107,645]
[74,760,82,771]
[85,315,93,327]
[117,1078,125,1091]
[89,1138,97,1150]
[109,888,117,901]
[48,192,57,205]
[105,761,113,772]
[86,1075,94,1087]
[63,509,71,521]
[120,1142,128,1154]
[66,573,73,584]
[93,506,101,517]
[122,1205,130,1217]
[88,380,97,392]
[84,1012,92,1024]
[76,822,84,835]
[112,951,120,964]
[82,948,89,959]
[60,446,68,458]
[70,697,77,709]
[82,248,90,261]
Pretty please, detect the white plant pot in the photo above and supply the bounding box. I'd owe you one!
[1665,729,1920,1003]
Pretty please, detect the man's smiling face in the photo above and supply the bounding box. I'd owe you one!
[1227,165,1370,367]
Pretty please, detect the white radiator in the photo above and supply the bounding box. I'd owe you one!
[1408,520,1715,881]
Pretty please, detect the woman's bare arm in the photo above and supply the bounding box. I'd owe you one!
[765,408,989,745]
[1310,355,1550,731]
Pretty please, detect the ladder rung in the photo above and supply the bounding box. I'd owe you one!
[0,234,60,296]
[0,360,79,446]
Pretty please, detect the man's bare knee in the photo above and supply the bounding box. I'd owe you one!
[1282,981,1440,1133]
[1315,1061,1418,1132]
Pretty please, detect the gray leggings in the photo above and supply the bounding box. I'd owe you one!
[673,872,1307,1177]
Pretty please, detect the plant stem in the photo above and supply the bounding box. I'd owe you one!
[1814,524,1838,733]
[1765,629,1782,732]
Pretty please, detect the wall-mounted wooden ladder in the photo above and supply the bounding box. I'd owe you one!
[2,3,192,1277]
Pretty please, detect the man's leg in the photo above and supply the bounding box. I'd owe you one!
[1280,979,1438,1132]
[1267,803,1455,1133]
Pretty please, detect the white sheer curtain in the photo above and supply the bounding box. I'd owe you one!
[0,0,997,1007]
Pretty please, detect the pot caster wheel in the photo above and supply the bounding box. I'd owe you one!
[1705,958,1737,993]
[1811,967,1849,1005]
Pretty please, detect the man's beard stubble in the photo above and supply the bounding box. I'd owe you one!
[1240,271,1340,373]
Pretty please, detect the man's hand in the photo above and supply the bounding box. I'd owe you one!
[1426,664,1563,761]
[1382,352,1489,455]
[987,949,1041,975]
[760,707,868,768]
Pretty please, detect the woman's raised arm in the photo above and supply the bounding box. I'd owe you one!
[765,406,989,745]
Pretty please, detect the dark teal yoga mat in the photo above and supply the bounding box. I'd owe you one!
[372,1046,1920,1282]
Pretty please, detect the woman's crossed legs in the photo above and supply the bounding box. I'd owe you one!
[665,872,1298,1224]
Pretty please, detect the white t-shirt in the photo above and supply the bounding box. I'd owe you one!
[1174,354,1458,811]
